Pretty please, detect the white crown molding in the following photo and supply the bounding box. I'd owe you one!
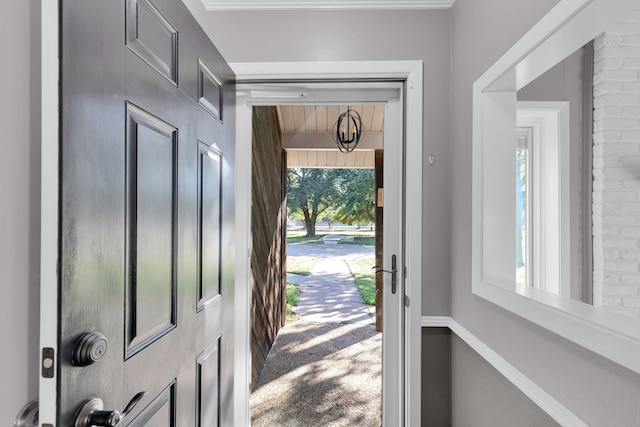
[422,316,587,427]
[203,0,454,11]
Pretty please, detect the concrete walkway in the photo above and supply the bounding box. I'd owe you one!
[287,240,374,258]
[289,257,375,325]
[250,241,381,427]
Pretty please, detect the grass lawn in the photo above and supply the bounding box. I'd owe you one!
[338,236,375,246]
[287,231,375,246]
[286,282,302,321]
[286,233,325,244]
[344,255,376,306]
[286,256,316,276]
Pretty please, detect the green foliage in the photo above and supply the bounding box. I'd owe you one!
[286,234,325,244]
[333,169,375,226]
[286,282,302,321]
[286,282,302,307]
[338,236,375,246]
[287,169,343,236]
[287,168,375,236]
[344,255,376,306]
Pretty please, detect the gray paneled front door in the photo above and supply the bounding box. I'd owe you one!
[57,0,235,425]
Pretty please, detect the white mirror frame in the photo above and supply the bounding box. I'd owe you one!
[472,0,640,374]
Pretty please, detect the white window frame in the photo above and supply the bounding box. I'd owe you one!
[517,102,570,297]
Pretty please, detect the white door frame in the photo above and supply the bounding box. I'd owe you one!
[39,0,60,424]
[232,61,423,426]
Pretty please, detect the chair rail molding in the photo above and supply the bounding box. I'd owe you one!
[421,316,587,427]
[202,0,454,11]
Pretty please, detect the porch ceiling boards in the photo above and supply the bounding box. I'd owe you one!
[276,105,383,168]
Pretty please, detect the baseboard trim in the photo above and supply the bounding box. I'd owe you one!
[421,316,587,427]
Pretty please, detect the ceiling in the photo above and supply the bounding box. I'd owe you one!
[276,105,384,168]
[203,0,455,11]
[277,105,384,133]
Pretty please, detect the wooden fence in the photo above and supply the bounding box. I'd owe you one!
[250,106,287,389]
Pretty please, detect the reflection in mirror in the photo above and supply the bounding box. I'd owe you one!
[515,104,569,297]
[514,10,640,318]
[515,127,531,288]
[591,11,640,319]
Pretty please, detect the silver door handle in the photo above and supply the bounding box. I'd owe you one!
[74,391,147,427]
[372,254,398,294]
[14,400,38,427]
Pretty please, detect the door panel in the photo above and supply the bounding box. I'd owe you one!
[126,382,176,427]
[125,104,178,357]
[198,143,223,310]
[196,339,221,427]
[126,0,178,84]
[198,59,224,120]
[59,0,235,425]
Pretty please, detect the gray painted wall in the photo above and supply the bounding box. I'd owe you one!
[0,0,41,423]
[451,0,640,424]
[205,9,453,316]
[181,0,207,30]
[421,328,451,426]
[451,334,559,427]
[423,328,561,426]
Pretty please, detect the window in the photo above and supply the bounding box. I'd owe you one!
[516,127,532,287]
[515,103,570,296]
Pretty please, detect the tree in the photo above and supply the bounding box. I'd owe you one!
[287,168,341,237]
[287,168,376,237]
[334,169,375,227]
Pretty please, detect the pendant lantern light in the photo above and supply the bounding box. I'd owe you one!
[332,106,364,153]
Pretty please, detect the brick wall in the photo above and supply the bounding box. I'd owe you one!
[593,16,640,317]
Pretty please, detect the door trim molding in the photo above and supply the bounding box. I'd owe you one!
[39,0,60,424]
[421,316,587,427]
[233,60,423,426]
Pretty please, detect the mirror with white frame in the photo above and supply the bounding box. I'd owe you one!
[514,41,590,304]
[473,0,640,374]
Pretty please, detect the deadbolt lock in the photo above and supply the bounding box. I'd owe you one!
[72,332,108,366]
